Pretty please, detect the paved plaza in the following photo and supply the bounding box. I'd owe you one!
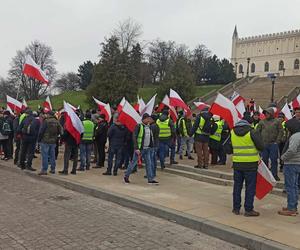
[0,167,245,250]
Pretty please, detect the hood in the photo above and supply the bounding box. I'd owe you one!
[285,119,300,134]
[233,120,252,136]
[263,107,274,117]
[159,114,169,122]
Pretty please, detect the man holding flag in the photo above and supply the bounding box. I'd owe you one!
[229,119,264,216]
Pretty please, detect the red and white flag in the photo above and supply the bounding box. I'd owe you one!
[118,101,141,132]
[43,96,53,112]
[22,55,49,85]
[272,107,279,118]
[193,101,210,111]
[210,93,239,129]
[256,160,277,200]
[22,99,28,111]
[258,106,265,120]
[92,96,106,111]
[100,103,112,122]
[6,95,22,114]
[291,94,300,109]
[230,91,245,119]
[169,89,191,116]
[117,97,126,113]
[162,95,178,122]
[141,94,156,116]
[63,101,84,144]
[281,103,293,121]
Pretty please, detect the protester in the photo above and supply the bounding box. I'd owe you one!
[94,114,108,168]
[209,115,223,165]
[78,112,95,171]
[190,108,214,169]
[256,107,284,181]
[230,119,264,216]
[124,113,159,184]
[150,114,160,177]
[103,115,128,176]
[13,112,22,165]
[251,111,260,129]
[38,111,62,175]
[279,119,300,216]
[18,109,40,171]
[156,109,176,169]
[0,111,10,160]
[3,110,14,159]
[278,112,288,172]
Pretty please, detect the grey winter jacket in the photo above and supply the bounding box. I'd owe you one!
[281,132,300,165]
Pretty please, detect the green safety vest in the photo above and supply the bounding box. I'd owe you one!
[210,120,223,142]
[137,124,144,150]
[231,130,259,163]
[178,117,188,137]
[19,113,27,124]
[195,117,207,135]
[156,118,171,138]
[82,120,94,141]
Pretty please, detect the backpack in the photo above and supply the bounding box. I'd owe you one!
[22,118,34,136]
[1,121,12,136]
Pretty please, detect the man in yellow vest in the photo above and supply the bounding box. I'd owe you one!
[230,119,264,216]
[209,115,223,165]
[178,111,193,160]
[78,113,95,171]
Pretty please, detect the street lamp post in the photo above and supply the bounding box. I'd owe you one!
[270,75,276,103]
[246,58,250,78]
[235,62,238,77]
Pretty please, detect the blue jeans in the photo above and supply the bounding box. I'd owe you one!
[40,143,56,172]
[151,147,158,177]
[284,164,300,211]
[125,148,154,182]
[79,143,93,169]
[261,143,279,177]
[158,140,170,167]
[107,146,123,174]
[233,170,257,212]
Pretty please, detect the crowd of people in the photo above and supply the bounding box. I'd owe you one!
[0,100,299,217]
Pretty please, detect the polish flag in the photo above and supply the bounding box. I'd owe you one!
[63,102,84,144]
[22,55,49,84]
[92,96,106,111]
[281,103,293,121]
[291,94,300,109]
[256,160,277,200]
[118,101,141,132]
[210,93,239,129]
[6,95,22,114]
[258,106,265,120]
[22,99,28,111]
[141,94,156,116]
[162,95,178,122]
[272,107,279,118]
[169,89,191,116]
[43,96,53,112]
[100,103,112,122]
[117,97,126,113]
[194,101,210,111]
[230,92,245,119]
[68,103,79,111]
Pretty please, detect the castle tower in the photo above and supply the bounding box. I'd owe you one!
[231,25,238,72]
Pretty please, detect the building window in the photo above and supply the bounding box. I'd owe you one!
[264,62,269,72]
[239,64,243,73]
[279,60,284,70]
[251,63,255,73]
[294,59,299,70]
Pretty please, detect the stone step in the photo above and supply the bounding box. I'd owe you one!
[165,166,289,199]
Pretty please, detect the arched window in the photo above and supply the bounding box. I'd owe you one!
[279,60,284,70]
[238,64,243,73]
[264,62,269,72]
[294,59,299,70]
[251,63,255,73]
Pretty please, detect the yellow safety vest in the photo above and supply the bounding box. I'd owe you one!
[210,120,223,142]
[82,120,94,141]
[195,117,207,135]
[231,130,259,162]
[178,117,188,137]
[156,119,171,138]
[137,124,144,149]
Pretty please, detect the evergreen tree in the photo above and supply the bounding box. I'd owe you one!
[78,61,94,90]
[87,36,138,105]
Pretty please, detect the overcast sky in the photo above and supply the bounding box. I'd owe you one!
[1,0,300,77]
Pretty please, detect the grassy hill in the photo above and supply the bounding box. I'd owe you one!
[1,84,223,111]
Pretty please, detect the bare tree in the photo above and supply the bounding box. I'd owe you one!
[8,40,57,100]
[113,18,143,53]
[54,72,80,92]
[0,77,18,102]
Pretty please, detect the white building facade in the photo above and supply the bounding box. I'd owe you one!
[231,26,300,78]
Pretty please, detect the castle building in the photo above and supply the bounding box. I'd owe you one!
[231,26,300,78]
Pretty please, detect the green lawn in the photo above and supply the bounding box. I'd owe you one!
[1,84,223,111]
